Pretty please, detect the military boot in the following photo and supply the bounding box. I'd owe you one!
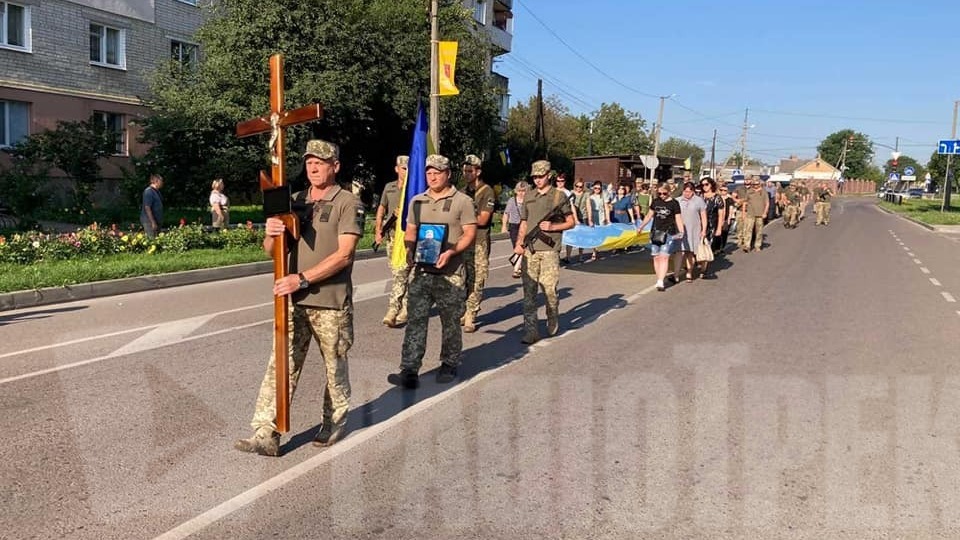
[521,332,540,345]
[312,422,346,448]
[234,430,280,457]
[462,313,477,333]
[395,307,407,326]
[382,308,398,328]
[547,316,559,337]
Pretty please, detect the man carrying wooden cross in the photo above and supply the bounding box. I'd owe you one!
[235,139,362,456]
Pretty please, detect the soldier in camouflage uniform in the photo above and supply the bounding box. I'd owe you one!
[461,154,495,333]
[813,182,835,226]
[235,139,362,457]
[781,184,800,228]
[376,155,410,327]
[388,155,477,389]
[797,181,810,220]
[513,160,575,344]
[732,181,750,249]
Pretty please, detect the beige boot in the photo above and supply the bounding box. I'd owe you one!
[382,309,398,327]
[395,308,407,326]
[547,316,559,337]
[234,431,280,457]
[463,314,477,333]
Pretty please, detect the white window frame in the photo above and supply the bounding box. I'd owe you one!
[0,1,31,52]
[175,0,198,5]
[0,99,30,148]
[93,110,127,156]
[170,39,199,69]
[89,22,126,70]
[473,0,486,24]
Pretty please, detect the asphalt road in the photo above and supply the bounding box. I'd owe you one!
[3,198,960,539]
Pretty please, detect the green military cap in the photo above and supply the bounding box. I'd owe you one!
[303,139,339,160]
[396,155,409,167]
[530,160,551,177]
[425,154,451,171]
[463,154,482,167]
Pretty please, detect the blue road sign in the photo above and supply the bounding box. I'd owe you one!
[889,172,900,181]
[938,139,960,155]
[904,166,916,176]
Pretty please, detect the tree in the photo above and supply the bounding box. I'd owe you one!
[883,154,924,180]
[7,117,117,212]
[727,152,763,167]
[926,152,959,192]
[588,103,651,157]
[138,0,501,207]
[504,95,583,178]
[659,137,705,172]
[817,130,873,179]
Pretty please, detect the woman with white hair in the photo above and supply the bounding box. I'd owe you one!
[209,178,229,229]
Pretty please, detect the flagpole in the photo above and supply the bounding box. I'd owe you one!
[429,0,440,152]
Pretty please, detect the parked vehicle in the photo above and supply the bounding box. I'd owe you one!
[907,188,924,199]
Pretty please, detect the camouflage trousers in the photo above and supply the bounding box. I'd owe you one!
[463,232,491,319]
[814,201,831,225]
[745,216,765,250]
[250,301,353,436]
[522,250,560,337]
[736,210,751,248]
[401,268,466,371]
[385,239,410,315]
[782,204,799,227]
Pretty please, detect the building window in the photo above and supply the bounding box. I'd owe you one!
[1,1,30,51]
[93,111,126,155]
[89,23,126,69]
[473,0,486,24]
[175,0,198,5]
[0,100,29,148]
[170,40,198,69]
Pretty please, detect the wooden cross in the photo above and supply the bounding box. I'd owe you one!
[236,53,323,434]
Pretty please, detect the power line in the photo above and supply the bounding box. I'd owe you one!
[514,0,662,100]
[751,108,943,125]
[500,57,599,112]
[502,54,602,111]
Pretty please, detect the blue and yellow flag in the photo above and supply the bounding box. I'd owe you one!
[390,102,429,270]
[562,223,651,251]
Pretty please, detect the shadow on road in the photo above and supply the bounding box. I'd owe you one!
[281,290,626,455]
[0,305,87,326]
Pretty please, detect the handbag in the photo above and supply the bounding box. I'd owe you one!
[650,229,668,246]
[696,237,714,262]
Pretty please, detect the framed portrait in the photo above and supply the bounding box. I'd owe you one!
[414,222,448,267]
[262,185,293,217]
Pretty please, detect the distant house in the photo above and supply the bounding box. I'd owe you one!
[792,156,840,181]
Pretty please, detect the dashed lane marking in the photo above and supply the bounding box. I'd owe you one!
[930,278,942,287]
[907,252,916,257]
[914,259,923,265]
[943,292,957,303]
[920,267,931,274]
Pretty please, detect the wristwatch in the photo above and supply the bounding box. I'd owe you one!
[297,273,310,290]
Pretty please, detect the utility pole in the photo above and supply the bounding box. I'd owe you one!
[710,129,717,179]
[652,96,668,158]
[534,79,547,159]
[429,0,440,151]
[588,119,594,155]
[943,100,959,212]
[740,108,749,170]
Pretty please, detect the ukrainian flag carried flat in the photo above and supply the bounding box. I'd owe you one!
[562,222,651,251]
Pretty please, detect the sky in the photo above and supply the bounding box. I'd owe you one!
[495,0,960,166]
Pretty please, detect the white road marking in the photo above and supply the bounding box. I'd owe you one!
[907,252,915,257]
[0,320,271,386]
[154,273,661,540]
[920,267,931,274]
[0,302,272,360]
[903,246,910,251]
[107,315,216,357]
[930,278,942,287]
[943,292,957,303]
[914,259,923,265]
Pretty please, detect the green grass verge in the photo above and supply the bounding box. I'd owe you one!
[0,246,270,293]
[878,198,960,226]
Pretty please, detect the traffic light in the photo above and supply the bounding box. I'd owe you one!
[892,159,899,168]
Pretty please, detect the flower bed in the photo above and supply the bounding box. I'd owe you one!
[0,222,265,265]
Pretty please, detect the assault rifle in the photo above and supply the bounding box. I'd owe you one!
[372,212,397,253]
[509,199,567,266]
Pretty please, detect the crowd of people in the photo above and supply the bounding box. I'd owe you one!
[232,139,836,457]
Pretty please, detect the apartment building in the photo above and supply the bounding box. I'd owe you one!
[0,0,204,176]
[465,0,512,128]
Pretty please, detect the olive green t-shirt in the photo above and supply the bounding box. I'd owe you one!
[734,186,748,211]
[379,181,402,217]
[787,189,801,205]
[815,188,832,202]
[408,187,477,274]
[746,188,769,218]
[468,182,496,238]
[521,186,573,252]
[290,185,362,309]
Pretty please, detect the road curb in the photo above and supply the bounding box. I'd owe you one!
[874,203,936,231]
[0,233,511,312]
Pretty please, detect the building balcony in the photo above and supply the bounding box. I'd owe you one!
[487,24,512,55]
[490,0,512,54]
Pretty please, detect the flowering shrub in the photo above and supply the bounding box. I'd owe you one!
[0,222,265,265]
